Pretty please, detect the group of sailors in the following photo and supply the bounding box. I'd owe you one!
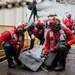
[0,12,75,72]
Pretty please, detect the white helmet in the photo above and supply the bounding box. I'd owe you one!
[16,21,27,34]
[66,13,71,18]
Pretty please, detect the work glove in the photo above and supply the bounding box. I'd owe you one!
[41,54,48,59]
[50,48,58,53]
[60,42,70,48]
[16,42,20,50]
[31,34,35,39]
[44,54,48,59]
[41,52,48,59]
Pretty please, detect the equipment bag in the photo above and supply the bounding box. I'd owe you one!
[19,45,44,71]
[44,51,58,68]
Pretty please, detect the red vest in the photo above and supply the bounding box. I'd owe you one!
[48,29,60,51]
[32,24,42,37]
[64,18,74,28]
[5,28,24,52]
[44,24,74,54]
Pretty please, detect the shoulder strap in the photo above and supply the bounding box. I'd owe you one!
[59,28,66,42]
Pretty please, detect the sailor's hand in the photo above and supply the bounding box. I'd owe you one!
[31,34,35,39]
[16,45,19,50]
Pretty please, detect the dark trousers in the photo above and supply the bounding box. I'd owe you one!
[29,37,45,49]
[43,44,70,68]
[30,38,35,49]
[57,45,70,66]
[3,43,21,65]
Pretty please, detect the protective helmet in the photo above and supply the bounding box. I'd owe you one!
[48,13,57,17]
[48,13,57,20]
[16,21,27,34]
[16,21,27,29]
[36,20,45,30]
[37,20,45,26]
[47,18,61,31]
[66,13,71,18]
[47,19,55,26]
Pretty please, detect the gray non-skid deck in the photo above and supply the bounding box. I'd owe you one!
[0,45,75,75]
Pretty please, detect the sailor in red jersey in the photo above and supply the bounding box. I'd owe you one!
[28,20,45,49]
[0,21,27,68]
[42,18,75,71]
[63,13,74,30]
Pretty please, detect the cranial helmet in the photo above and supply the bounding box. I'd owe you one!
[47,18,61,31]
[36,20,45,30]
[16,21,27,29]
[47,19,55,26]
[16,21,27,34]
[37,20,45,26]
[66,13,71,18]
[48,13,57,20]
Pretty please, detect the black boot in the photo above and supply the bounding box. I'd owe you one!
[8,63,15,68]
[41,65,49,72]
[54,63,65,71]
[16,61,22,66]
[14,58,22,66]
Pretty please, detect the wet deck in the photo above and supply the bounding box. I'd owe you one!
[0,45,75,75]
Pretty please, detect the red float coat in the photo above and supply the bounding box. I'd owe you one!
[44,24,75,54]
[0,27,24,53]
[28,22,44,38]
[32,27,42,37]
[63,18,74,29]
